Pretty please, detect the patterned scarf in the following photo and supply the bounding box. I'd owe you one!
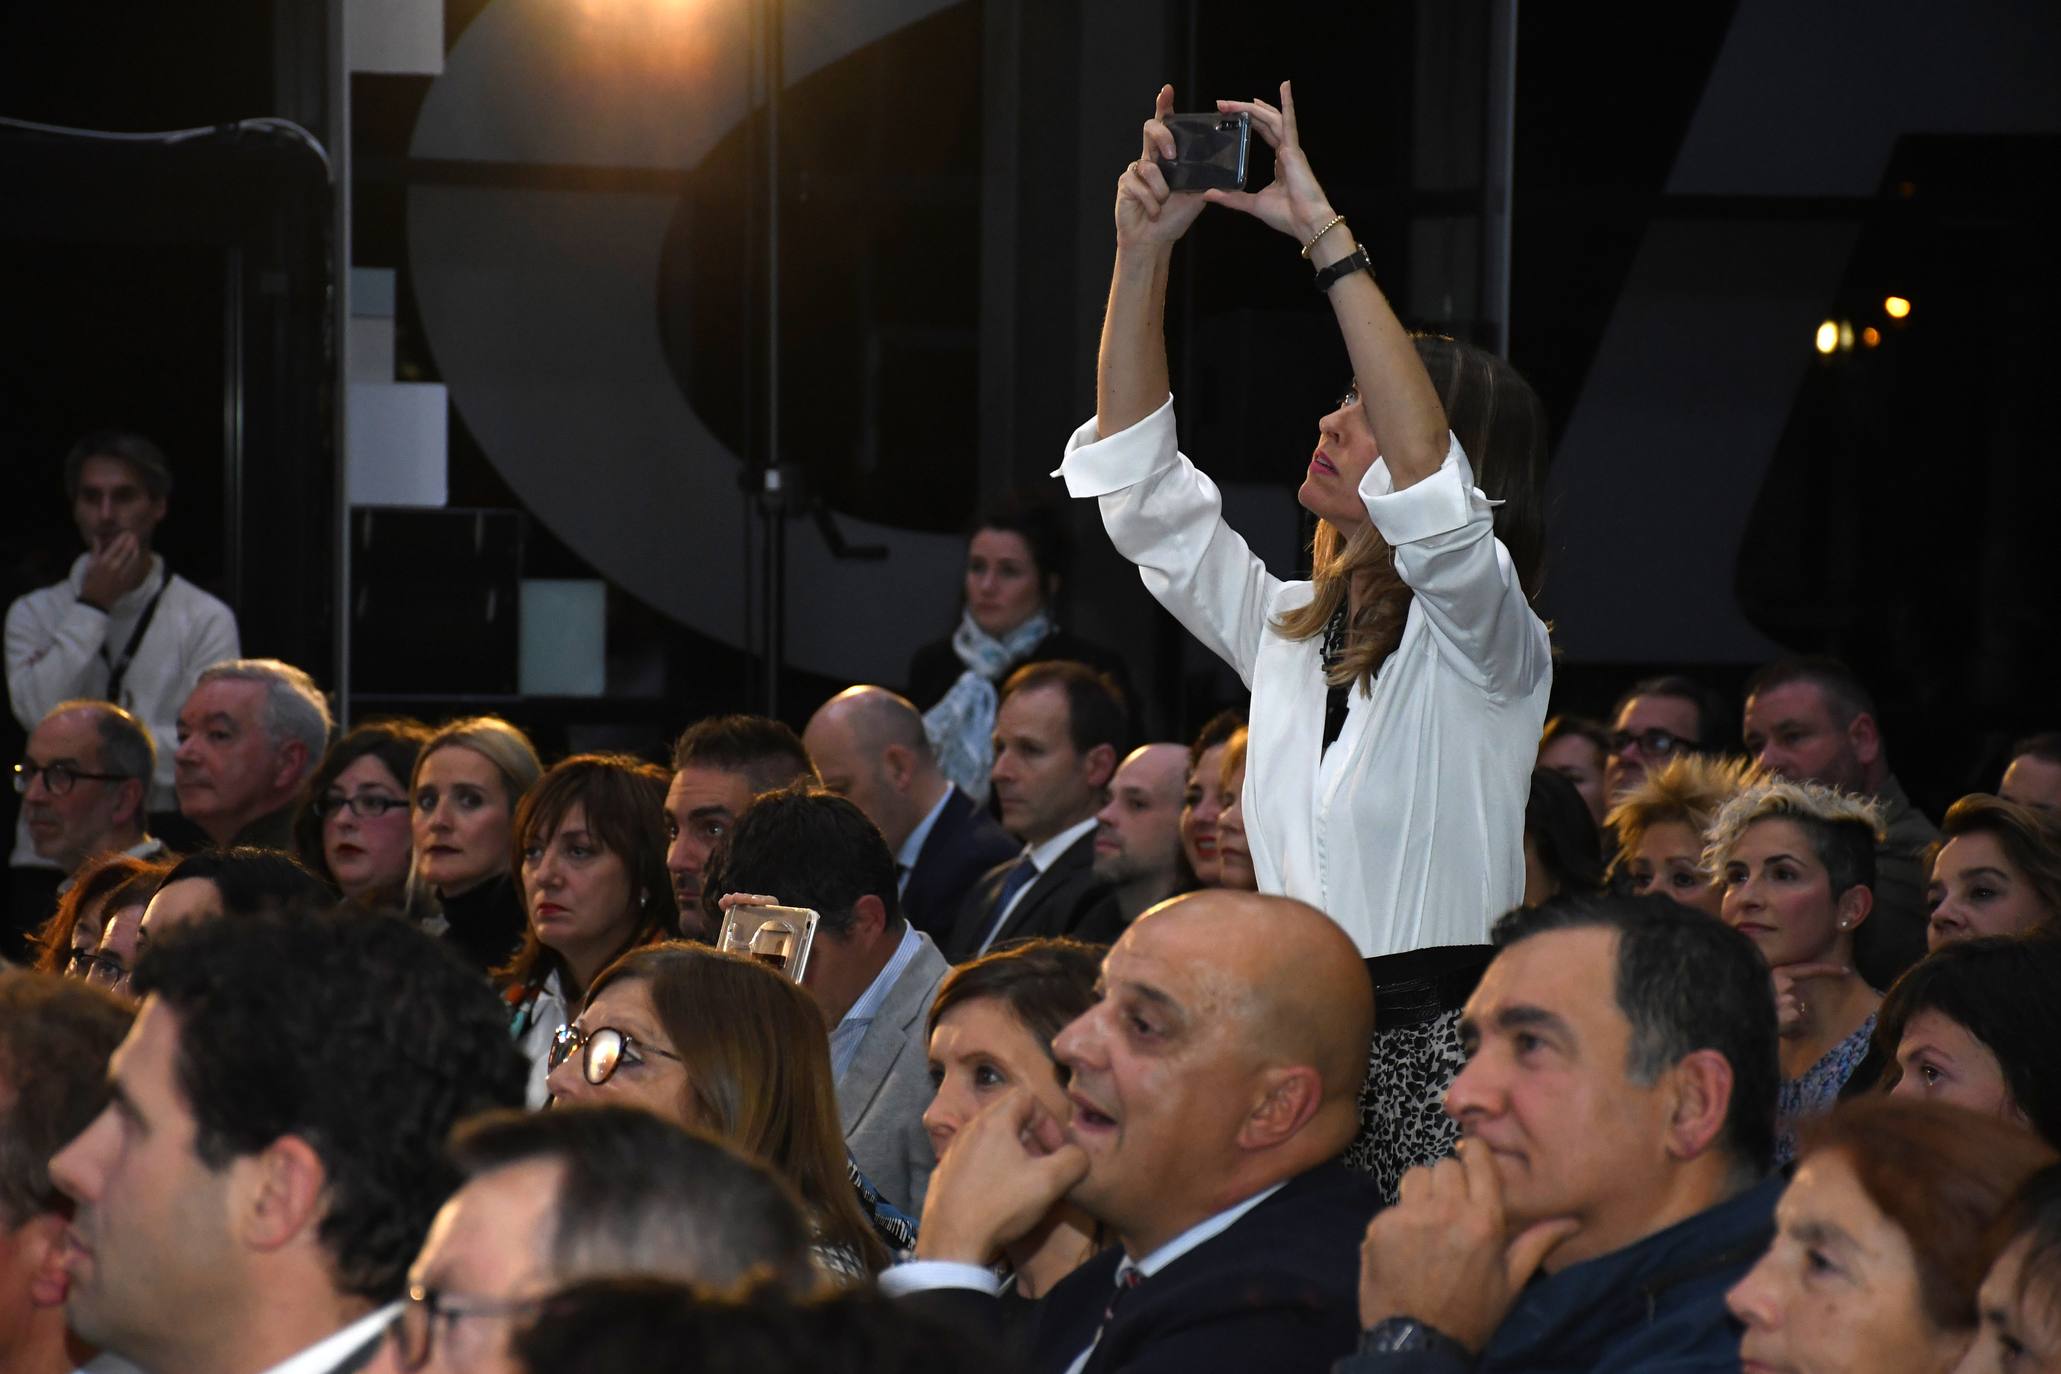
[922,609,1052,803]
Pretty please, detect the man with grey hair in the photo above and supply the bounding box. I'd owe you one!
[16,701,164,879]
[173,658,331,849]
[803,685,1018,941]
[367,1105,813,1374]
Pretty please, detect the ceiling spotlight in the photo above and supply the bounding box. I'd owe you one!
[1861,326,1881,348]
[1884,296,1912,319]
[1815,321,1839,355]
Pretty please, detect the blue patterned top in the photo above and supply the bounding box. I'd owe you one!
[1774,1013,1877,1166]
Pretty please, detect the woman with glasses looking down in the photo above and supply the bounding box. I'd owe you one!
[1066,80,1550,1197]
[293,717,431,909]
[547,942,893,1280]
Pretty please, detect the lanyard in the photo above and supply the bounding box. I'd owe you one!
[102,571,170,707]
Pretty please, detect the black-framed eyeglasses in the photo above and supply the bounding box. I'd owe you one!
[14,762,131,797]
[386,1282,543,1373]
[1606,728,1701,760]
[310,792,409,820]
[547,1024,683,1086]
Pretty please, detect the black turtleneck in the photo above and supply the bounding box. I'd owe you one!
[437,871,527,977]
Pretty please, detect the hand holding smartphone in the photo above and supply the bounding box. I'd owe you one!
[1156,111,1251,193]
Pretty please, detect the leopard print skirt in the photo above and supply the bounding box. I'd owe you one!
[1343,945,1493,1206]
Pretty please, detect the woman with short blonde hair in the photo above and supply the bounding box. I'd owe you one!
[1604,753,1758,917]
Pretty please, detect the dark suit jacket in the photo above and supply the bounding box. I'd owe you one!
[903,786,1021,944]
[944,829,1125,962]
[908,1161,1379,1374]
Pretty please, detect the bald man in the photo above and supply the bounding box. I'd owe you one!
[1090,743,1190,923]
[882,890,1379,1373]
[804,685,1017,940]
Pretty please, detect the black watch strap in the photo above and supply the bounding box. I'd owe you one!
[1313,245,1374,293]
[1359,1316,1476,1363]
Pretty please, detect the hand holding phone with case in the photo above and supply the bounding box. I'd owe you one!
[1156,111,1251,192]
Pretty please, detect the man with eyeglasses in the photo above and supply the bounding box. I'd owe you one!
[48,905,526,1374]
[366,1106,814,1374]
[15,701,164,885]
[1600,675,1731,803]
[6,431,238,946]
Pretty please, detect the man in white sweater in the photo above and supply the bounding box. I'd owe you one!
[5,432,238,933]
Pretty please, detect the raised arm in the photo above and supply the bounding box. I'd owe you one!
[1208,83,1447,492]
[1096,85,1208,442]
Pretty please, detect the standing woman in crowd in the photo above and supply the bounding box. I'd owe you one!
[293,717,431,909]
[1961,1165,2061,1374]
[924,938,1105,1322]
[1925,794,2061,950]
[1727,1098,2056,1374]
[1064,83,1550,1195]
[1877,935,2061,1147]
[1605,753,1758,917]
[503,753,676,1105]
[412,715,542,975]
[548,943,891,1280]
[1707,777,1887,1163]
[907,506,1134,803]
[1177,708,1243,887]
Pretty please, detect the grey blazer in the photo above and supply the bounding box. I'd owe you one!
[837,928,951,1217]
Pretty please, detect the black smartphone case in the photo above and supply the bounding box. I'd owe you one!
[1157,112,1250,192]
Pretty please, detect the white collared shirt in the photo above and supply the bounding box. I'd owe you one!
[253,1304,397,1374]
[878,1182,1286,1372]
[974,814,1099,955]
[830,921,923,1081]
[895,786,956,895]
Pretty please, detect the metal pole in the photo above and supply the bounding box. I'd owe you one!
[758,0,785,717]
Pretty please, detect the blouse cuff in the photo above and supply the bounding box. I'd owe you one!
[1054,394,1178,497]
[1359,433,1498,547]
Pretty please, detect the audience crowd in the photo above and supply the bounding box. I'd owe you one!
[2,79,2057,1374]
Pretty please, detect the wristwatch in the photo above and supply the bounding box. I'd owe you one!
[1313,245,1374,293]
[1359,1316,1476,1363]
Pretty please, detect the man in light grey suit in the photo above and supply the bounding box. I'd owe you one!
[704,785,950,1215]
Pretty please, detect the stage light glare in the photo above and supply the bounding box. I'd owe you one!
[1839,321,1854,350]
[1861,326,1881,348]
[1815,320,1839,355]
[1884,295,1911,319]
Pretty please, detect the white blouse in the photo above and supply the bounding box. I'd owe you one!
[1057,396,1551,957]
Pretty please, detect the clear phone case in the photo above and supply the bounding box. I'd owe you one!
[717,903,820,984]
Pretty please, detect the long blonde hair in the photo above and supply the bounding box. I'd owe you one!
[1274,337,1549,691]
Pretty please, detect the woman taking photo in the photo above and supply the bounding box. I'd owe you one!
[504,753,676,1105]
[1707,777,1887,1162]
[907,506,1133,802]
[547,942,891,1280]
[924,938,1105,1318]
[412,715,542,975]
[1727,1098,2055,1374]
[294,717,430,909]
[1064,83,1550,1193]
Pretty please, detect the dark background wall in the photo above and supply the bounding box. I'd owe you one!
[1,0,2055,827]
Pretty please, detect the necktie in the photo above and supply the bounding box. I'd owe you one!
[990,854,1039,919]
[1086,1265,1144,1358]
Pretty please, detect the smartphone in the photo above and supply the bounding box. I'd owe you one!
[1157,111,1250,193]
[717,903,821,984]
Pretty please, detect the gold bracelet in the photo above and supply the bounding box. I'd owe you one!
[1300,213,1348,260]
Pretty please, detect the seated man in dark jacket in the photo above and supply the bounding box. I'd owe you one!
[1344,893,1783,1373]
[882,888,1380,1373]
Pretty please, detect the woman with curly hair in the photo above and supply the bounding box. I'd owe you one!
[1604,753,1759,917]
